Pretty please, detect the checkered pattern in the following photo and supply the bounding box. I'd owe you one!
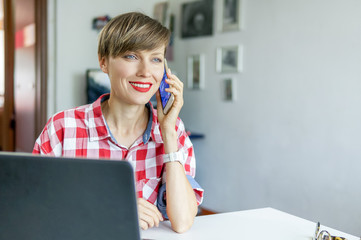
[33,94,204,206]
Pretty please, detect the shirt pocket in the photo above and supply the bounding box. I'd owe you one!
[136,177,161,204]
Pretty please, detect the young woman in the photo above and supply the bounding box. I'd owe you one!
[33,12,203,233]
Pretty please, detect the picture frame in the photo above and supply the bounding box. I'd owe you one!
[153,2,170,28]
[187,54,205,90]
[92,15,111,30]
[223,78,236,101]
[216,45,243,73]
[222,0,242,32]
[181,0,214,38]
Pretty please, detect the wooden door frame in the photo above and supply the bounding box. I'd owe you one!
[2,0,47,151]
[34,0,47,138]
[2,0,15,151]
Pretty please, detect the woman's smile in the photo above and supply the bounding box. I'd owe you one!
[129,81,153,92]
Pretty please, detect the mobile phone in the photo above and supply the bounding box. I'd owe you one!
[159,59,174,114]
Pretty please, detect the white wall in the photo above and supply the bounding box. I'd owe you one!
[49,0,361,236]
[170,0,361,236]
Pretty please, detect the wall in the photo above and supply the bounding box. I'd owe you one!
[170,0,361,236]
[49,0,361,236]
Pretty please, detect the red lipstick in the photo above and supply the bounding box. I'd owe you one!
[129,82,152,92]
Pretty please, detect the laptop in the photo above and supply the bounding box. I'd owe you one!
[0,152,141,240]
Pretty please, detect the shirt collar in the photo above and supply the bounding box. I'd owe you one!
[148,102,164,144]
[88,93,162,145]
[87,94,110,141]
[142,102,153,144]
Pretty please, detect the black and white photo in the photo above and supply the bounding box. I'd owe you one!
[223,78,236,101]
[187,54,205,89]
[217,45,243,73]
[222,0,242,31]
[181,0,214,38]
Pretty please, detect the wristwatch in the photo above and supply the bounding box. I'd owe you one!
[163,150,184,165]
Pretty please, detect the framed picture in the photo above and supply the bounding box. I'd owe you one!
[181,0,214,38]
[216,45,243,73]
[153,2,170,27]
[187,54,205,90]
[222,0,242,31]
[153,2,175,60]
[92,15,111,30]
[223,78,236,101]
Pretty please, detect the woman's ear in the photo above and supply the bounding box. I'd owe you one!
[98,56,108,73]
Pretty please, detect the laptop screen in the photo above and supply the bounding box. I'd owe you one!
[0,152,140,240]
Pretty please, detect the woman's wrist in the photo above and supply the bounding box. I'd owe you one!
[161,129,178,154]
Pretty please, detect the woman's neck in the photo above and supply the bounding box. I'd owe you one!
[101,97,149,148]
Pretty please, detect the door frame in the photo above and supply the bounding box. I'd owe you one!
[2,0,47,151]
[2,0,15,151]
[34,0,47,137]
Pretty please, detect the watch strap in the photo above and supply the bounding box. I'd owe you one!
[163,150,184,165]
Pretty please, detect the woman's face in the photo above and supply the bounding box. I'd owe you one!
[100,46,166,106]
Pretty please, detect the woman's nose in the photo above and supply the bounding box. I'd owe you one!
[136,61,152,78]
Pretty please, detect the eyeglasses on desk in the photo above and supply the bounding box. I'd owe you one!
[314,222,348,240]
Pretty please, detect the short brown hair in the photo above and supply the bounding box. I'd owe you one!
[98,12,171,58]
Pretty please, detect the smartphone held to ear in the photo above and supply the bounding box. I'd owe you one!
[159,59,174,114]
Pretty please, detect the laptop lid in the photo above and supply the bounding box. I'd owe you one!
[0,152,140,240]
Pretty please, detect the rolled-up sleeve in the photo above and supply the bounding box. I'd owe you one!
[157,175,204,219]
[176,118,204,204]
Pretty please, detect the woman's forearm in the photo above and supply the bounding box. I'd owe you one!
[162,130,198,233]
[165,162,198,233]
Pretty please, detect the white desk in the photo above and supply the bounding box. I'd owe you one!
[141,208,359,240]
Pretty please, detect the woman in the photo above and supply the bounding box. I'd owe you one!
[33,12,203,233]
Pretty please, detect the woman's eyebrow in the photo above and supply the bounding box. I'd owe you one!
[150,51,164,56]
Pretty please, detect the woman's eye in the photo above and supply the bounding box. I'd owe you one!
[153,58,162,63]
[124,55,136,60]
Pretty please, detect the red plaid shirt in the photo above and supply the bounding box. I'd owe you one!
[33,94,203,206]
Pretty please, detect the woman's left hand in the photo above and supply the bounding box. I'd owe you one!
[156,68,184,134]
[156,68,198,233]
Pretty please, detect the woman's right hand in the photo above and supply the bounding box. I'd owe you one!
[137,198,164,230]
